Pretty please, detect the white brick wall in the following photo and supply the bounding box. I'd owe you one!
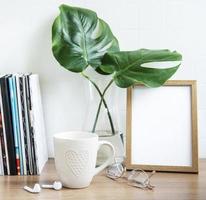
[0,0,205,157]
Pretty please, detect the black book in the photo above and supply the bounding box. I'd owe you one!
[0,76,17,175]
[26,75,37,175]
[22,75,33,175]
[19,76,29,175]
[24,75,37,175]
[0,104,7,175]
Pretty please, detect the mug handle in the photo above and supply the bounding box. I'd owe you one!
[94,140,115,176]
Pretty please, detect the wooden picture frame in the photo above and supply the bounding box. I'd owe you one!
[126,80,198,173]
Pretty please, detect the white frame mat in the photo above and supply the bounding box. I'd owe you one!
[126,80,198,173]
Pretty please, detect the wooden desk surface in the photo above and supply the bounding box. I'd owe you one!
[0,159,206,200]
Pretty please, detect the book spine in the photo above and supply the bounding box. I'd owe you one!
[8,78,20,175]
[15,75,27,175]
[0,93,6,175]
[22,76,33,175]
[29,74,48,174]
[28,75,38,175]
[0,130,7,175]
[12,76,24,175]
[3,119,10,175]
[19,76,29,175]
[25,75,37,175]
[5,77,17,175]
[0,112,3,175]
[0,126,3,175]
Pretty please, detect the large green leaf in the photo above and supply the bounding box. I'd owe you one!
[100,49,182,88]
[52,4,119,73]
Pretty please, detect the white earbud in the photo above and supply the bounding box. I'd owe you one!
[24,183,41,193]
[41,181,62,190]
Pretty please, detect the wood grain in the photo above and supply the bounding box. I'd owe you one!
[0,159,205,200]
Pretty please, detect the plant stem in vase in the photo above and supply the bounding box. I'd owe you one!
[81,72,115,134]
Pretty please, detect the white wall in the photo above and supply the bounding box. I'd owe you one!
[0,0,206,158]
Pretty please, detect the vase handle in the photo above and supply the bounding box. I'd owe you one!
[94,140,115,176]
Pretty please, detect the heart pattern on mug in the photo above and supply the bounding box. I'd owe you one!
[65,150,90,177]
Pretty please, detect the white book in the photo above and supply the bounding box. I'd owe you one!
[29,74,48,174]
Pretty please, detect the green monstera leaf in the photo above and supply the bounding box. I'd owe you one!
[52,4,119,73]
[100,49,182,88]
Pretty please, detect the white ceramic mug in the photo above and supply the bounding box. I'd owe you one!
[53,131,115,188]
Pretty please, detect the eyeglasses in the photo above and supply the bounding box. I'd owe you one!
[106,162,155,190]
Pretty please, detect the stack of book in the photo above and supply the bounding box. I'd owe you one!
[0,74,48,175]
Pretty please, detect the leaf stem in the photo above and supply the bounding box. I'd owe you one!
[81,72,115,135]
[92,79,114,134]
